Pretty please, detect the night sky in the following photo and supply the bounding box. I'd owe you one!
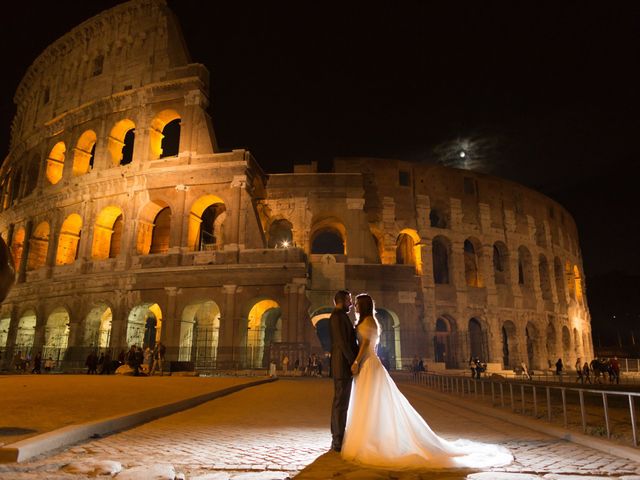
[1,1,639,341]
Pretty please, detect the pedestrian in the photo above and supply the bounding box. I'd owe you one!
[143,347,152,374]
[44,356,54,373]
[469,357,476,379]
[294,357,300,375]
[610,356,620,385]
[31,351,42,374]
[555,358,563,376]
[575,358,583,384]
[127,345,141,376]
[412,355,419,379]
[13,351,23,372]
[282,354,289,375]
[582,362,591,384]
[150,341,166,376]
[520,361,531,380]
[85,351,98,374]
[100,350,112,374]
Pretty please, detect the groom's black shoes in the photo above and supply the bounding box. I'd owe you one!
[332,445,341,453]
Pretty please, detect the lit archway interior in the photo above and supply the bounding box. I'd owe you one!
[84,305,112,349]
[188,195,226,251]
[310,219,346,255]
[72,130,97,176]
[310,306,333,352]
[179,300,220,364]
[396,228,422,274]
[108,119,136,166]
[247,299,281,368]
[44,307,70,362]
[127,303,162,349]
[150,109,181,159]
[56,214,82,265]
[137,201,171,255]
[377,308,402,369]
[15,310,37,351]
[27,222,50,271]
[0,317,11,348]
[11,227,25,270]
[46,142,66,185]
[92,206,124,259]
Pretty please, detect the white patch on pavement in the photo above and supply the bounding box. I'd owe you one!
[62,460,123,476]
[116,463,176,480]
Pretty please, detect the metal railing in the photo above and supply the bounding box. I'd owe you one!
[399,371,639,447]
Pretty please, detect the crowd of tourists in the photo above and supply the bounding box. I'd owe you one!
[555,356,621,384]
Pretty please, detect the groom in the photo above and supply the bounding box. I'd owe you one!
[329,289,359,452]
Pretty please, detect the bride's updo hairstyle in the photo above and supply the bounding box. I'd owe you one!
[355,293,381,334]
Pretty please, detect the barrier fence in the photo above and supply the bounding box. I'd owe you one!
[398,371,639,447]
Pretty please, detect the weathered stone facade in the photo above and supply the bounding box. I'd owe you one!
[0,0,591,372]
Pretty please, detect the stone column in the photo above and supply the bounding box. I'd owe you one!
[108,290,128,351]
[45,214,62,278]
[162,287,181,361]
[223,175,246,251]
[2,304,18,369]
[219,285,237,367]
[32,305,47,357]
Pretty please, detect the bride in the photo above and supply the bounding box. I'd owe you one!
[340,293,513,469]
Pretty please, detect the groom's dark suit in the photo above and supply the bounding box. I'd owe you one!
[329,306,359,451]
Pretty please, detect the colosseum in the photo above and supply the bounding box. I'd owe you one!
[0,0,592,374]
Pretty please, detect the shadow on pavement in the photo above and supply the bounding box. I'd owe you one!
[294,451,475,479]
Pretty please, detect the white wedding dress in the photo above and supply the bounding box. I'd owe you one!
[341,316,513,469]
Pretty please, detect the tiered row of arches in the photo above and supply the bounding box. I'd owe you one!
[0,109,182,212]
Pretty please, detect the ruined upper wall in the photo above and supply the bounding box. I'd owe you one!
[11,0,191,149]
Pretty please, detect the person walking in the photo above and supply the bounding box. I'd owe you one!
[582,361,591,384]
[575,358,583,383]
[611,356,620,384]
[150,341,166,376]
[555,358,563,376]
[31,351,42,374]
[282,355,290,376]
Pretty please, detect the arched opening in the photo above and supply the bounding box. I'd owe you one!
[247,299,281,368]
[566,261,576,300]
[493,242,509,285]
[27,222,50,271]
[432,236,450,284]
[44,307,70,364]
[0,317,10,349]
[188,195,226,251]
[268,219,293,248]
[573,266,584,304]
[562,325,571,353]
[160,119,181,158]
[538,255,553,301]
[518,246,532,286]
[553,257,566,304]
[127,303,162,350]
[433,316,455,367]
[395,229,422,274]
[464,238,482,287]
[546,322,557,364]
[376,308,402,370]
[16,310,37,354]
[179,300,221,365]
[10,167,24,204]
[91,206,124,260]
[311,229,345,254]
[84,304,112,349]
[137,201,172,255]
[468,318,487,361]
[150,109,181,159]
[429,203,448,228]
[108,119,136,166]
[11,227,25,270]
[56,214,82,265]
[72,130,97,176]
[525,322,539,369]
[502,320,518,369]
[46,142,66,185]
[23,157,39,197]
[310,306,333,353]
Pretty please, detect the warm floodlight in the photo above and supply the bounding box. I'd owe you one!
[280,240,290,248]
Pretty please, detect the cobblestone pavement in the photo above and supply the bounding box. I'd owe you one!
[1,378,639,479]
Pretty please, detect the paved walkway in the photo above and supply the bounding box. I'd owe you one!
[1,378,639,479]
